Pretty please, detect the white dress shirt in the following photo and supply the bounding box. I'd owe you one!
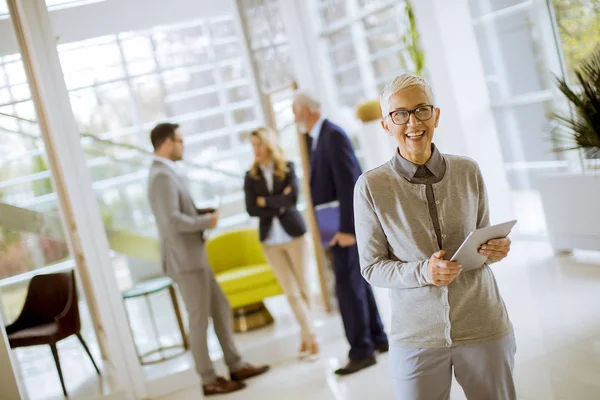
[153,155,179,173]
[260,163,293,246]
[309,117,326,151]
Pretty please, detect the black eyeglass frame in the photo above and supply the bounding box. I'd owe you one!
[386,105,435,126]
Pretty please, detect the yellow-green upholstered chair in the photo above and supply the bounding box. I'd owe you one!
[206,228,283,332]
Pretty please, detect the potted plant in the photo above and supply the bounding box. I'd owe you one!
[550,48,600,161]
[538,48,600,254]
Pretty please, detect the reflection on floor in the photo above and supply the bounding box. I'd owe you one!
[13,272,343,399]
[13,240,600,400]
[159,241,600,400]
[12,297,106,400]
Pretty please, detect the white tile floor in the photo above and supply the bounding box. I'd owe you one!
[157,241,600,400]
[10,240,600,399]
[11,267,342,399]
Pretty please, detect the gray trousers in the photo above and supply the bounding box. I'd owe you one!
[389,331,517,400]
[172,268,243,384]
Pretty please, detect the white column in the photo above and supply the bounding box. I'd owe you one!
[278,0,321,94]
[8,0,144,398]
[412,0,515,224]
[0,313,23,400]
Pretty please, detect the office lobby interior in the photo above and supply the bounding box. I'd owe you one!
[0,0,599,399]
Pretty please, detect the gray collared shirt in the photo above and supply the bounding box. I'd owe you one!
[392,144,446,249]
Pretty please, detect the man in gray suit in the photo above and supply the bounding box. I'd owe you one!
[147,123,269,396]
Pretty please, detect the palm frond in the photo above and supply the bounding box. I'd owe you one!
[551,47,600,156]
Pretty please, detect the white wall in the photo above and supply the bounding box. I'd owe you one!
[0,0,232,56]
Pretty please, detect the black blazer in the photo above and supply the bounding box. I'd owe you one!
[244,161,307,242]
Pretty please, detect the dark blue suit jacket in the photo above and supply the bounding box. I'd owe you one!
[310,119,362,235]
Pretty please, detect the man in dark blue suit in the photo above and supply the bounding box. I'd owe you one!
[293,92,388,375]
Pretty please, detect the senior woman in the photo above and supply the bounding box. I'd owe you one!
[353,73,515,400]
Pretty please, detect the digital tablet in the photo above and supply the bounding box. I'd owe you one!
[450,220,517,271]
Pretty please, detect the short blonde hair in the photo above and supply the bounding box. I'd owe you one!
[379,74,435,116]
[248,127,289,181]
[292,91,322,113]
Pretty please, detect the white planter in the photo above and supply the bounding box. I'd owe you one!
[538,172,600,253]
[356,120,397,172]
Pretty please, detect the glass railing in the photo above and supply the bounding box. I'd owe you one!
[0,111,255,236]
[0,108,331,295]
[1,107,367,243]
[0,110,260,327]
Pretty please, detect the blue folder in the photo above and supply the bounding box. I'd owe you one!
[314,201,340,247]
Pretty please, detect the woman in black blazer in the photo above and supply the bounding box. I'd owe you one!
[244,127,318,360]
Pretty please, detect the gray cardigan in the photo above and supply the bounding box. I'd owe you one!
[354,153,511,348]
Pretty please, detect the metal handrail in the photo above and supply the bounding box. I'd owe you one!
[0,111,244,179]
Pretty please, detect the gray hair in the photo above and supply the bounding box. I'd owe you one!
[379,74,435,116]
[292,91,322,113]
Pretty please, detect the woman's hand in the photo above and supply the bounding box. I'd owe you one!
[256,197,266,208]
[283,186,292,195]
[479,237,511,262]
[427,250,462,286]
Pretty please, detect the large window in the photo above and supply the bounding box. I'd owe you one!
[50,16,263,234]
[241,0,294,95]
[551,0,600,82]
[0,9,268,392]
[0,6,102,399]
[0,0,104,16]
[2,16,262,235]
[59,17,259,161]
[238,0,304,191]
[312,0,422,108]
[466,0,591,237]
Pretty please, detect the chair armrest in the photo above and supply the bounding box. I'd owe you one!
[5,321,19,335]
[55,281,75,322]
[5,312,28,335]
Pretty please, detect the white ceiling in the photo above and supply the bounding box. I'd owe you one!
[0,0,233,56]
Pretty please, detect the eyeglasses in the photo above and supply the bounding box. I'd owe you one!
[172,138,184,144]
[387,105,435,125]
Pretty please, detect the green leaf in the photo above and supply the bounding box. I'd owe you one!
[551,48,600,155]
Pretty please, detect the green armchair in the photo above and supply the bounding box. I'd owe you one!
[206,228,283,332]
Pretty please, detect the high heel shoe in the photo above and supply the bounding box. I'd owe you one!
[298,341,310,359]
[304,341,320,362]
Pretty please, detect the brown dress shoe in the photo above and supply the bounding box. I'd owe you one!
[203,377,246,396]
[375,341,389,353]
[230,364,270,382]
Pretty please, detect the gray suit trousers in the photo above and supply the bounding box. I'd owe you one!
[389,331,517,400]
[172,268,242,384]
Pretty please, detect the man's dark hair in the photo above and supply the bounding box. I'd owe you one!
[150,123,179,150]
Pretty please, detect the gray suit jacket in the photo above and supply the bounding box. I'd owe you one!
[147,160,212,276]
